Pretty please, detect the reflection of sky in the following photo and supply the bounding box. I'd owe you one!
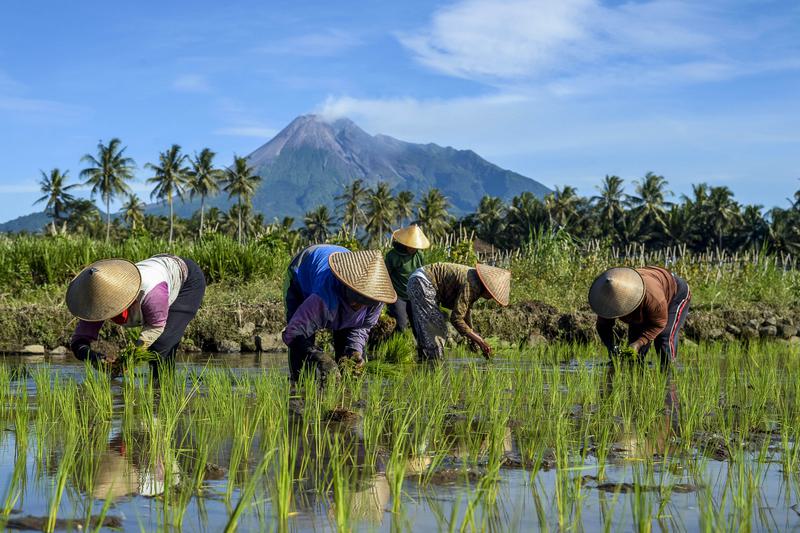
[1,1,799,222]
[1,359,799,531]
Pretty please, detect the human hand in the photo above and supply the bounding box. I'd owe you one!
[477,339,492,359]
[619,344,638,358]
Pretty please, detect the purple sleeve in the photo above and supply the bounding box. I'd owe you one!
[282,294,330,346]
[140,282,170,327]
[343,303,384,355]
[71,320,104,345]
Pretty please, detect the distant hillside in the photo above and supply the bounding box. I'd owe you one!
[2,115,552,232]
[0,212,49,234]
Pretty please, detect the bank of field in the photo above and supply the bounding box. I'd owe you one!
[0,233,798,352]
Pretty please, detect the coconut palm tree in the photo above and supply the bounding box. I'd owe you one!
[121,194,145,232]
[187,148,223,238]
[335,179,369,235]
[394,190,415,226]
[222,203,259,239]
[364,182,396,245]
[80,138,136,242]
[34,168,78,234]
[474,195,506,244]
[627,172,672,244]
[545,186,582,230]
[416,188,452,239]
[736,204,767,250]
[205,207,224,234]
[65,199,101,236]
[706,186,740,249]
[303,205,334,243]
[506,192,547,246]
[222,155,262,244]
[591,175,625,238]
[146,144,190,244]
[768,207,800,254]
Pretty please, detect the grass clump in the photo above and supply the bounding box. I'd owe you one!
[371,330,416,364]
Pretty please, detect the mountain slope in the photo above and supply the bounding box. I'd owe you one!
[0,212,49,234]
[244,114,550,217]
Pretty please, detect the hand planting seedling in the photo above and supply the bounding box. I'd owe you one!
[619,345,639,359]
[111,343,158,376]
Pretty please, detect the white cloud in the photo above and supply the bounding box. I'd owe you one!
[172,74,211,93]
[214,126,278,138]
[254,29,361,57]
[398,0,779,84]
[318,91,800,168]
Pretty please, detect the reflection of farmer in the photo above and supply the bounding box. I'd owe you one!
[283,245,397,383]
[67,255,206,378]
[92,433,180,500]
[407,263,511,361]
[590,267,691,367]
[384,225,429,332]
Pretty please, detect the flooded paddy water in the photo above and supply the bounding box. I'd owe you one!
[1,342,800,532]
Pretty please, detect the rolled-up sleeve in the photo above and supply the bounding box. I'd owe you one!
[283,294,329,346]
[343,303,383,355]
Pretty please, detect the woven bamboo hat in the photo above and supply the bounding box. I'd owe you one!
[329,250,397,304]
[65,259,142,321]
[476,263,511,307]
[588,267,645,318]
[392,225,430,250]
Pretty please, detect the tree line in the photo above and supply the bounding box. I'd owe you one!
[29,138,800,254]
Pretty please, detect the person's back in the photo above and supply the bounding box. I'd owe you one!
[291,244,349,311]
[423,262,479,310]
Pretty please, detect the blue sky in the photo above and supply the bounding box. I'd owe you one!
[1,0,798,222]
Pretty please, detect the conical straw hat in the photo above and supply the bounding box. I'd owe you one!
[329,250,398,304]
[65,259,141,321]
[476,263,511,307]
[392,225,430,249]
[588,267,645,318]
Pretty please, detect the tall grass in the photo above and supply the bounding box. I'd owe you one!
[1,231,797,312]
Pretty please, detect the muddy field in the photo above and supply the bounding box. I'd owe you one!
[1,341,800,531]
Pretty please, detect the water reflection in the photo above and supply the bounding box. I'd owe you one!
[92,432,181,500]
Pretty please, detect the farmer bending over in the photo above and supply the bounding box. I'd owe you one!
[385,225,429,332]
[407,262,511,361]
[67,254,206,379]
[283,245,396,383]
[589,266,691,368]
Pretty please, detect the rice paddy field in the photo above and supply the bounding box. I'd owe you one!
[2,341,800,532]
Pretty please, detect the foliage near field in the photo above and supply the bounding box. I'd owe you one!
[1,231,797,313]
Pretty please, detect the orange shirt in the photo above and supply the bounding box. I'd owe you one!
[597,267,677,346]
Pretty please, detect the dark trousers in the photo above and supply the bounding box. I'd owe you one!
[387,298,412,332]
[284,270,348,382]
[149,258,206,378]
[630,275,691,367]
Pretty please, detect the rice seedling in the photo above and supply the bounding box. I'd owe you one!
[1,338,800,530]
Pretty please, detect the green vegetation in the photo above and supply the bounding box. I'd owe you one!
[1,231,797,316]
[0,341,799,530]
[13,138,800,256]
